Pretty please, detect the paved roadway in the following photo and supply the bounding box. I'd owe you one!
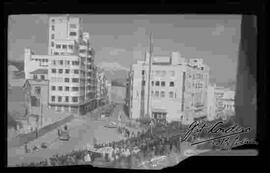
[8,103,129,166]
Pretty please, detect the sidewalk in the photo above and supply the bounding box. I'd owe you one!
[8,114,74,148]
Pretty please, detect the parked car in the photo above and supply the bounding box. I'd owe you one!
[41,142,48,149]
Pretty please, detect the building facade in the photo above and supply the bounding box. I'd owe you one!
[206,84,235,121]
[24,15,98,115]
[127,51,210,124]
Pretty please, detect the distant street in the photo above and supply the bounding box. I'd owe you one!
[8,103,129,166]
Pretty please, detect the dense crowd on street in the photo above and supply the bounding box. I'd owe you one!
[16,121,188,168]
[16,118,230,168]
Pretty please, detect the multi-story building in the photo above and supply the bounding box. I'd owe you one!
[105,80,112,104]
[207,84,235,121]
[206,84,216,121]
[184,58,210,123]
[127,51,210,124]
[96,68,107,106]
[24,15,97,115]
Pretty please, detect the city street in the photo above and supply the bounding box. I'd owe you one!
[8,103,129,166]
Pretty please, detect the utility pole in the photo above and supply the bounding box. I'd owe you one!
[146,32,153,119]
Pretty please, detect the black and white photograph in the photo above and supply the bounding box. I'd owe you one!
[6,12,258,169]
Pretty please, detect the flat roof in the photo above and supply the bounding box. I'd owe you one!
[30,69,48,74]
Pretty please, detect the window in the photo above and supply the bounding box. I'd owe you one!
[65,96,69,102]
[169,81,174,87]
[72,97,78,102]
[68,45,73,50]
[59,60,63,65]
[56,44,61,49]
[70,24,77,29]
[58,69,63,74]
[51,96,55,102]
[72,78,79,83]
[152,81,154,86]
[52,86,56,90]
[62,45,67,49]
[161,91,165,97]
[142,70,145,75]
[161,81,165,87]
[66,61,70,65]
[155,91,159,97]
[40,75,45,80]
[51,34,54,39]
[51,42,54,47]
[142,80,145,86]
[69,32,77,36]
[72,61,79,65]
[65,86,69,91]
[51,25,55,31]
[51,69,56,73]
[64,78,69,82]
[54,52,59,55]
[65,69,70,74]
[33,75,37,79]
[151,90,154,95]
[155,81,160,86]
[74,70,79,74]
[58,96,62,102]
[58,86,63,91]
[51,19,55,23]
[35,87,41,95]
[169,91,174,98]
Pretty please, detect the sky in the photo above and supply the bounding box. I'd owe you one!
[8,14,241,85]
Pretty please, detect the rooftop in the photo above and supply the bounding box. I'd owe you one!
[30,69,48,74]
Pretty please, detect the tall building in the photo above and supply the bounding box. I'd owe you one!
[184,58,210,123]
[24,15,97,115]
[206,84,235,121]
[127,51,210,124]
[126,52,208,123]
[96,68,110,106]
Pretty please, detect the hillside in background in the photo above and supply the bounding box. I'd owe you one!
[111,78,127,87]
[8,60,24,72]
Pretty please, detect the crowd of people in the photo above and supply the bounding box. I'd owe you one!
[17,118,232,168]
[17,121,189,168]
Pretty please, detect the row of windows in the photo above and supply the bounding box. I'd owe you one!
[51,96,78,103]
[51,86,80,91]
[33,74,45,80]
[188,73,205,80]
[53,43,74,50]
[150,90,177,98]
[142,70,175,77]
[50,77,80,83]
[51,60,79,66]
[142,81,175,87]
[31,58,48,63]
[51,68,80,74]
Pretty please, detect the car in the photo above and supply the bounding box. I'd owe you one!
[41,142,48,149]
[104,121,118,128]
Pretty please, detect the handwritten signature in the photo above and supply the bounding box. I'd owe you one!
[181,121,256,149]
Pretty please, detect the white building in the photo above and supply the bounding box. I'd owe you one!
[207,84,235,121]
[24,15,97,115]
[206,84,216,121]
[127,51,209,124]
